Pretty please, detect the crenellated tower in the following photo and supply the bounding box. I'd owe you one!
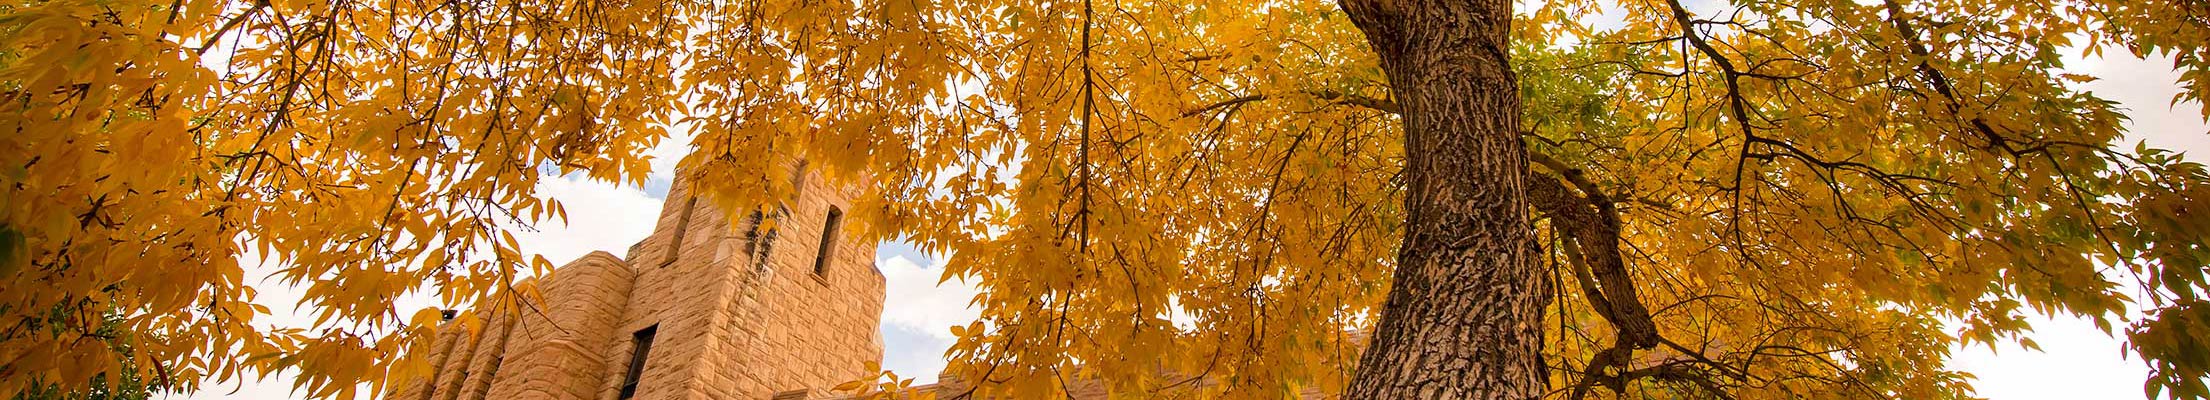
[392,158,887,400]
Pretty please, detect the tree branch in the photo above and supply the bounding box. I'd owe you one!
[1180,90,1400,118]
[1527,152,1660,350]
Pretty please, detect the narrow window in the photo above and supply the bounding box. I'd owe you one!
[743,209,780,270]
[742,206,793,271]
[661,197,696,268]
[618,325,658,399]
[812,207,843,277]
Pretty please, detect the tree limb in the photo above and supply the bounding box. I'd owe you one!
[1180,90,1400,117]
[1527,152,1660,350]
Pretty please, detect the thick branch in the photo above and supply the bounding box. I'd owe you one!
[1180,90,1400,118]
[1526,153,1659,350]
[1306,89,1400,114]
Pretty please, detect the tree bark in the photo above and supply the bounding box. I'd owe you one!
[1337,0,1547,398]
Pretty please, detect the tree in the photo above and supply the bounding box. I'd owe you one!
[12,313,168,400]
[0,0,675,396]
[4,0,2210,399]
[1330,0,1548,397]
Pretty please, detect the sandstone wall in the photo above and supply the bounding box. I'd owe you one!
[487,252,636,400]
[388,158,886,400]
[687,164,887,399]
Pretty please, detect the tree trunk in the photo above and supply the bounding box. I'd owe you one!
[1337,0,1546,398]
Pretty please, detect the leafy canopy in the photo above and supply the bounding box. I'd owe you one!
[3,0,2208,398]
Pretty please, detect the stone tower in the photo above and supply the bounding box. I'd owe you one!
[392,160,888,400]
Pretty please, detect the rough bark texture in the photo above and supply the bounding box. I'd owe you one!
[1338,0,1548,398]
[1524,161,1658,350]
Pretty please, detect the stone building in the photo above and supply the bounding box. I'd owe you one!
[389,160,1337,400]
[391,160,889,400]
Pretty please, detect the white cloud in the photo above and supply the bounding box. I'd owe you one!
[2066,53,2210,156]
[647,123,698,186]
[878,254,983,341]
[873,252,983,384]
[1948,314,2154,400]
[512,174,665,265]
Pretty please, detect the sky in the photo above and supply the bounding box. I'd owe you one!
[1939,52,2208,400]
[173,52,2209,400]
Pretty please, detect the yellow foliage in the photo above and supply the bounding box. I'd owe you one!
[4,0,2210,398]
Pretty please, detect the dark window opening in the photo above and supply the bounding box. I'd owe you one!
[813,207,843,277]
[618,325,658,399]
[662,197,697,268]
[744,206,787,271]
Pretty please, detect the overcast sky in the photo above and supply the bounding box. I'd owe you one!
[177,47,2206,399]
[1939,51,2207,400]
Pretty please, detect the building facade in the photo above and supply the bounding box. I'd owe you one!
[389,160,1338,400]
[392,160,887,400]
